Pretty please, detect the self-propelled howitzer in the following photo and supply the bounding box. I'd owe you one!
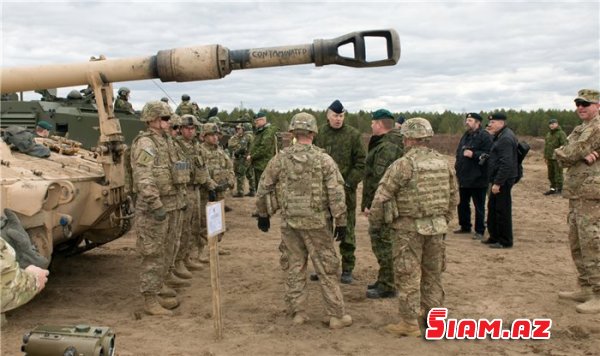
[0,29,400,261]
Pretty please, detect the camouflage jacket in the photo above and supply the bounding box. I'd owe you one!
[544,127,567,159]
[362,128,404,210]
[131,130,185,212]
[256,143,347,229]
[175,101,197,116]
[114,97,134,114]
[249,123,278,171]
[554,113,600,199]
[314,123,366,189]
[175,136,216,189]
[369,146,457,234]
[1,237,37,312]
[201,142,235,190]
[228,133,253,160]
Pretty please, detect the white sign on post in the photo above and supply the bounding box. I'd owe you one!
[206,200,226,237]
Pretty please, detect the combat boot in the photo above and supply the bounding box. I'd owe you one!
[558,287,593,302]
[233,192,244,198]
[158,296,179,310]
[165,273,192,288]
[575,296,600,314]
[340,271,353,284]
[174,260,193,279]
[198,249,210,263]
[184,257,204,271]
[292,311,309,325]
[159,285,177,298]
[143,295,173,316]
[329,314,353,329]
[384,319,421,337]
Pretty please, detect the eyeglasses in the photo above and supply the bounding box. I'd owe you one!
[160,116,171,121]
[575,101,591,108]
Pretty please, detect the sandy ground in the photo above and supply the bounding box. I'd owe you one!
[2,149,600,356]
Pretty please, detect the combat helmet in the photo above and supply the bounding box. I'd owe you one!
[289,112,318,134]
[181,114,200,127]
[118,87,130,96]
[160,97,169,103]
[181,94,191,101]
[169,114,182,128]
[202,122,221,135]
[140,101,171,122]
[67,89,83,99]
[207,116,222,124]
[401,117,434,139]
[243,122,253,132]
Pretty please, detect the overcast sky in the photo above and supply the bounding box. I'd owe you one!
[2,1,599,114]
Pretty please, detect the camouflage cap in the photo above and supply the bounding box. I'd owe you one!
[202,122,221,135]
[289,112,318,133]
[181,114,200,127]
[36,120,53,130]
[401,117,434,139]
[141,101,171,122]
[371,109,394,120]
[574,89,599,104]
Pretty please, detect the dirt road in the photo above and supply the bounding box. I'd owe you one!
[2,150,599,355]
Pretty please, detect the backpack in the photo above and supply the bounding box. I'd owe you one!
[515,141,530,184]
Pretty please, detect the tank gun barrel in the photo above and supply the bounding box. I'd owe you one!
[1,29,400,94]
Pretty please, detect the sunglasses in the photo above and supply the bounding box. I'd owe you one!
[160,116,171,121]
[171,126,180,130]
[575,101,591,108]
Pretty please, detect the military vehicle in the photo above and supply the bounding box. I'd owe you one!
[0,29,400,262]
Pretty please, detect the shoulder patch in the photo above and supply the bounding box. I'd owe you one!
[137,148,155,166]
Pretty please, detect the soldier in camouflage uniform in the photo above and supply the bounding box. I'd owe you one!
[361,109,404,299]
[114,87,135,114]
[175,94,198,116]
[229,124,255,197]
[247,112,278,192]
[201,123,235,243]
[555,89,600,314]
[314,100,366,284]
[256,112,352,329]
[1,237,49,313]
[173,115,217,277]
[543,118,567,195]
[243,123,256,194]
[130,101,190,316]
[369,118,457,337]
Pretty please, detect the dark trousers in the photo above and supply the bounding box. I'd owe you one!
[487,183,513,247]
[457,187,487,234]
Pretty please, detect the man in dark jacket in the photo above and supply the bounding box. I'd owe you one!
[482,113,519,249]
[543,118,567,195]
[454,113,493,240]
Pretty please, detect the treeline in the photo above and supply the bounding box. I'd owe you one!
[209,107,580,137]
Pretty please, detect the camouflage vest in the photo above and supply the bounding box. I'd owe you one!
[563,114,600,199]
[395,147,451,218]
[279,145,326,229]
[175,137,208,186]
[176,102,194,115]
[202,143,230,184]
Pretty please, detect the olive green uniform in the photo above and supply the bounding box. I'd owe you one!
[544,126,567,191]
[228,131,255,195]
[249,123,278,190]
[362,128,404,292]
[314,123,366,273]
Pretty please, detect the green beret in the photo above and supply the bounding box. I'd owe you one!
[372,109,394,120]
[36,120,53,130]
[548,118,558,124]
[254,112,267,120]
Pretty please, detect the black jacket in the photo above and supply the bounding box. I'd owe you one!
[454,128,493,188]
[488,126,519,185]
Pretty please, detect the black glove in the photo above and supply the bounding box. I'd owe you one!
[334,226,347,242]
[257,216,270,232]
[208,190,217,202]
[152,207,167,221]
[1,208,50,268]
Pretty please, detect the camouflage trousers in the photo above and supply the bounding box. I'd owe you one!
[368,225,395,292]
[568,199,600,294]
[339,187,357,273]
[281,224,346,318]
[546,159,563,190]
[136,208,180,295]
[177,186,202,262]
[234,159,255,194]
[391,228,445,321]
